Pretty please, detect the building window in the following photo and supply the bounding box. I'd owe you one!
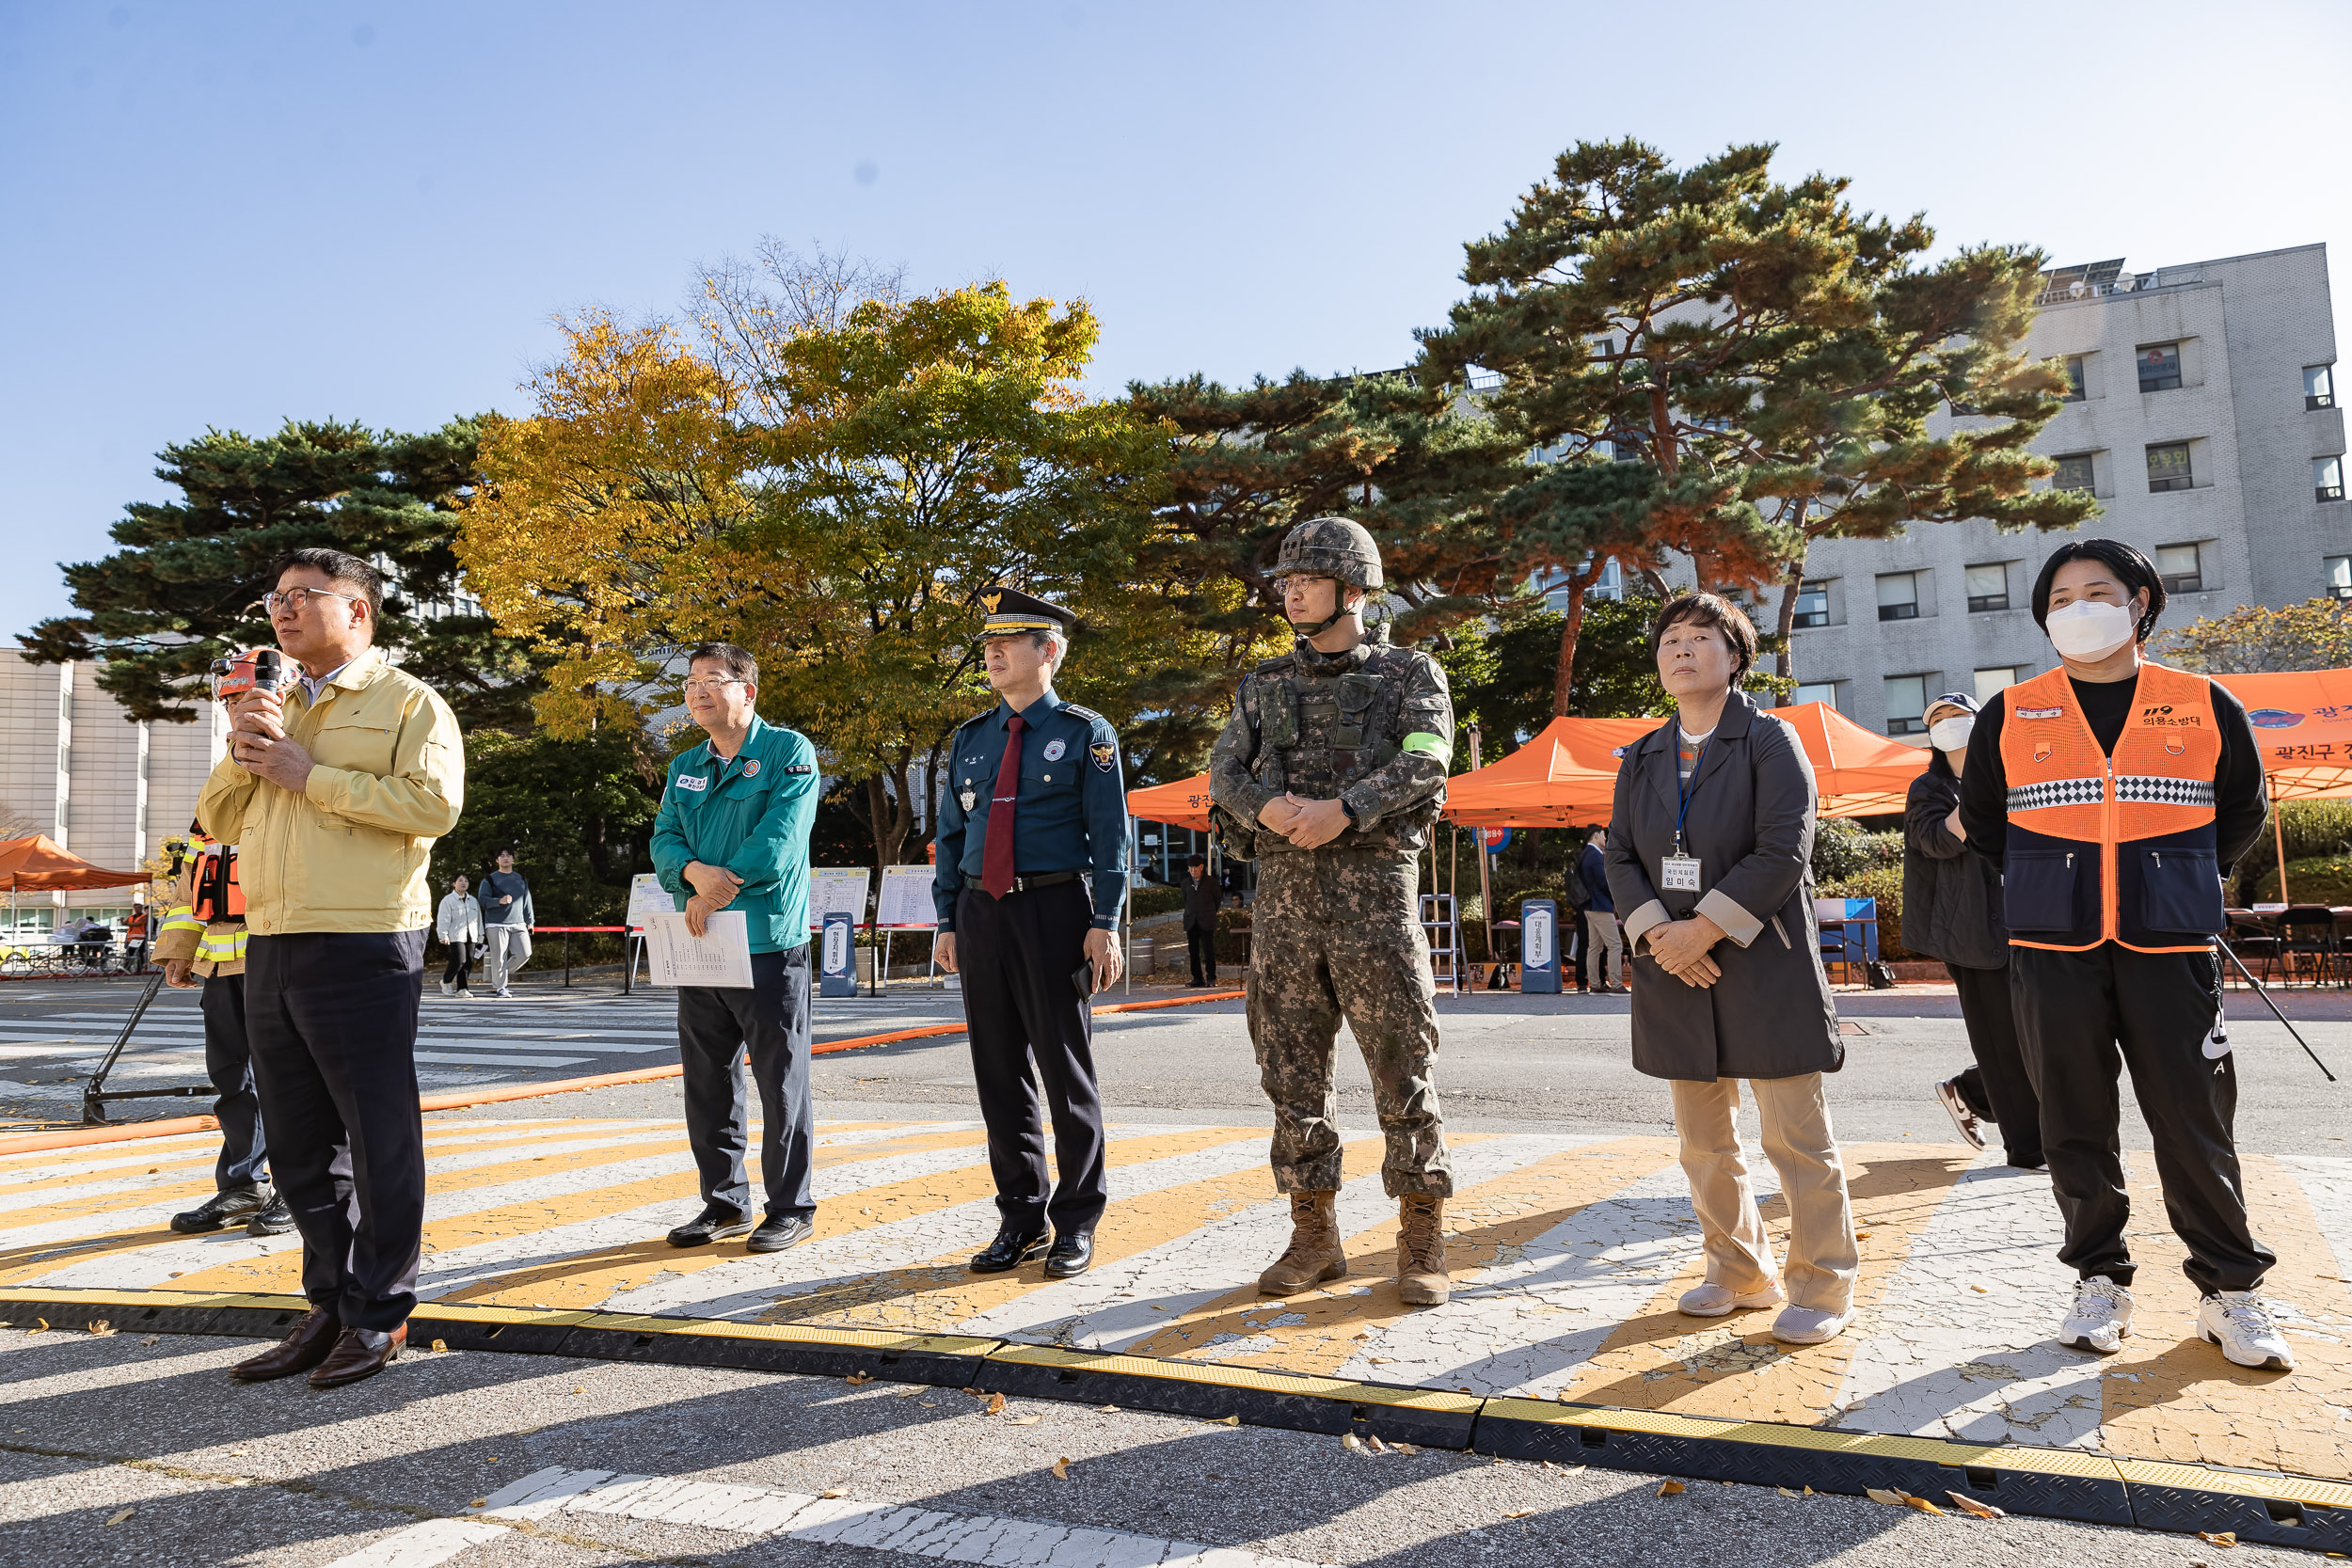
[1791,579,1830,629]
[1884,674,1931,736]
[2156,544,2203,594]
[2328,558,2352,601]
[2147,441,2194,493]
[1792,682,1840,711]
[2060,355,2087,402]
[2053,452,2097,493]
[1965,563,2010,613]
[2318,456,2346,504]
[2309,365,2337,410]
[1876,571,1920,622]
[1975,667,2023,702]
[2137,341,2183,393]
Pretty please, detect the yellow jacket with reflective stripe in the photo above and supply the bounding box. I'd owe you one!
[194,647,466,936]
[151,851,246,977]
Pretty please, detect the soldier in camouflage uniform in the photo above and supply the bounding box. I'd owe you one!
[1208,517,1458,1306]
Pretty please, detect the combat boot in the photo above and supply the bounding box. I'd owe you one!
[1258,1191,1345,1295]
[1396,1194,1450,1306]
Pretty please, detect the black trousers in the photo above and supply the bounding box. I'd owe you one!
[957,880,1108,1236]
[678,944,816,1221]
[1186,926,1216,985]
[441,941,475,988]
[245,930,428,1332]
[2010,942,2275,1295]
[199,972,268,1191]
[1947,961,2043,1167]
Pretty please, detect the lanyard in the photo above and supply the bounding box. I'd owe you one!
[1674,736,1709,854]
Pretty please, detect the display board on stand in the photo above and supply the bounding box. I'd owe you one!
[807,868,871,931]
[872,863,942,994]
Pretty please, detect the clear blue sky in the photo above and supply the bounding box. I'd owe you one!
[4,0,2344,643]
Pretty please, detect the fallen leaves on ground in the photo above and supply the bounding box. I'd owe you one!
[27,1320,47,1335]
[820,1488,849,1499]
[1052,1457,1071,1481]
[1342,1434,1363,1451]
[1215,1415,1238,1427]
[1503,1510,1535,1519]
[430,1339,449,1354]
[845,1372,873,1386]
[2198,1532,2240,1548]
[1778,1488,1802,1498]
[1365,1434,1388,1454]
[469,1499,487,1511]
[1391,1442,1422,1456]
[104,1509,135,1526]
[1657,1481,1685,1497]
[985,1393,1007,1416]
[139,1336,158,1347]
[1098,1404,1120,1413]
[87,1321,113,1336]
[1945,1492,2005,1519]
[1865,1488,1943,1514]
[1009,1416,1042,1426]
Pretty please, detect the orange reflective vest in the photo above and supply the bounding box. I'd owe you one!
[1998,660,2225,953]
[189,840,246,924]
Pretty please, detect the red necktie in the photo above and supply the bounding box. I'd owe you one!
[981,715,1025,898]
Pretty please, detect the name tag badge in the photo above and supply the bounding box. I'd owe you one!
[1661,855,1702,892]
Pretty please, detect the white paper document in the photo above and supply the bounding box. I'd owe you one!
[642,910,755,988]
[806,866,871,930]
[875,863,939,929]
[626,872,675,930]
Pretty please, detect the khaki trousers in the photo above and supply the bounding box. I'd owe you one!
[1668,1074,1857,1314]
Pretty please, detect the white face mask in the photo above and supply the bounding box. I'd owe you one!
[1929,715,1975,752]
[2045,598,2137,659]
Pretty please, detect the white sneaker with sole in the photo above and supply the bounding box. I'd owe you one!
[1934,1079,1986,1150]
[2060,1275,2133,1354]
[1678,1280,1786,1317]
[439,979,454,997]
[2199,1291,2296,1371]
[1770,1305,1851,1345]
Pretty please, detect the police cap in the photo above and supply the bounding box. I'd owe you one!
[975,585,1075,641]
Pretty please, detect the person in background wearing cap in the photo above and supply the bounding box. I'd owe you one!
[1903,691,2043,1171]
[1958,539,2289,1370]
[933,587,1128,1281]
[650,641,824,1255]
[154,821,294,1239]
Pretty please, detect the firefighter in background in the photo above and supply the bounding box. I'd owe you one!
[154,820,294,1237]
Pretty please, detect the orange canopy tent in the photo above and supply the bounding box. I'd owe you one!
[1125,775,1216,832]
[1442,703,1934,827]
[0,835,150,893]
[2209,668,2352,801]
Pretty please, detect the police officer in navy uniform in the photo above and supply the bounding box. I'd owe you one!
[933,588,1129,1280]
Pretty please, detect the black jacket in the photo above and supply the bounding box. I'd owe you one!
[1902,752,2010,971]
[1181,872,1224,932]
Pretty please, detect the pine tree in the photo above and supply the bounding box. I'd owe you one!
[21,418,537,729]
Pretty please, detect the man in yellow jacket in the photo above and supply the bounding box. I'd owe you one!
[152,824,294,1238]
[196,547,464,1391]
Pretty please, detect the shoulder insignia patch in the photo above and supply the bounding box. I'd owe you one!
[1089,742,1117,772]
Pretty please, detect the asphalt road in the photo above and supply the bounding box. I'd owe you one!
[4,971,2345,1564]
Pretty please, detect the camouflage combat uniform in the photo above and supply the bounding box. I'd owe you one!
[1208,623,1455,1199]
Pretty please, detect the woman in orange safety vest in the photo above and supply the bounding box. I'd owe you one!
[1956,539,2290,1372]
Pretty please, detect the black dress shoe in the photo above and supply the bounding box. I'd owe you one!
[747,1212,815,1253]
[667,1205,755,1247]
[309,1324,405,1389]
[172,1184,271,1234]
[1044,1231,1094,1279]
[230,1307,341,1382]
[246,1193,297,1238]
[968,1227,1049,1273]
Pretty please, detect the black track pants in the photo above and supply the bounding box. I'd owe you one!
[1947,961,2043,1167]
[2009,942,2274,1294]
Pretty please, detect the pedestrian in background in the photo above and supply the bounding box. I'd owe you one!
[1579,824,1624,993]
[933,588,1128,1281]
[124,902,150,972]
[1182,852,1223,987]
[1606,592,1856,1346]
[479,847,534,998]
[436,874,484,999]
[650,641,824,1255]
[198,546,465,1389]
[1903,691,2043,1171]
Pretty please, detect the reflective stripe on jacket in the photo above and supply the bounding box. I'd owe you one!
[150,853,246,977]
[1998,661,2223,953]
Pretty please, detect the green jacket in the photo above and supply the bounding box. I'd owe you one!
[649,716,821,954]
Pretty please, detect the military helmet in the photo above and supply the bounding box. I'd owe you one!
[1275,516,1384,591]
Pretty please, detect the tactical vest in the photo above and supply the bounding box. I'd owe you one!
[1246,640,1441,855]
[1998,661,2224,953]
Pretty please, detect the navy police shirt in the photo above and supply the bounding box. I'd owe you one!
[932,690,1129,931]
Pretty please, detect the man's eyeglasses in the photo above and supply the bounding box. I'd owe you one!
[1270,574,1337,597]
[248,587,365,617]
[680,676,746,696]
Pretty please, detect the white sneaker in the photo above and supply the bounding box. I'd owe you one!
[1678,1280,1786,1317]
[1934,1079,1986,1150]
[2060,1275,2133,1354]
[439,979,454,997]
[2199,1291,2296,1371]
[457,988,476,1000]
[1771,1305,1852,1345]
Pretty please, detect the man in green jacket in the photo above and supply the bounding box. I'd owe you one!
[650,642,823,1253]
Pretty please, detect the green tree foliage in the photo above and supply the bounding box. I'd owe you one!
[1416,138,2093,708]
[2159,597,2352,674]
[22,418,539,730]
[425,729,663,926]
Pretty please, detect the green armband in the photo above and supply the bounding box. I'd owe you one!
[1401,732,1452,765]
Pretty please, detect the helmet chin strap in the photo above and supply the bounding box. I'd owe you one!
[1288,587,1359,640]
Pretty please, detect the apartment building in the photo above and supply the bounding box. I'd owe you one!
[1777,244,2343,736]
[0,647,226,931]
